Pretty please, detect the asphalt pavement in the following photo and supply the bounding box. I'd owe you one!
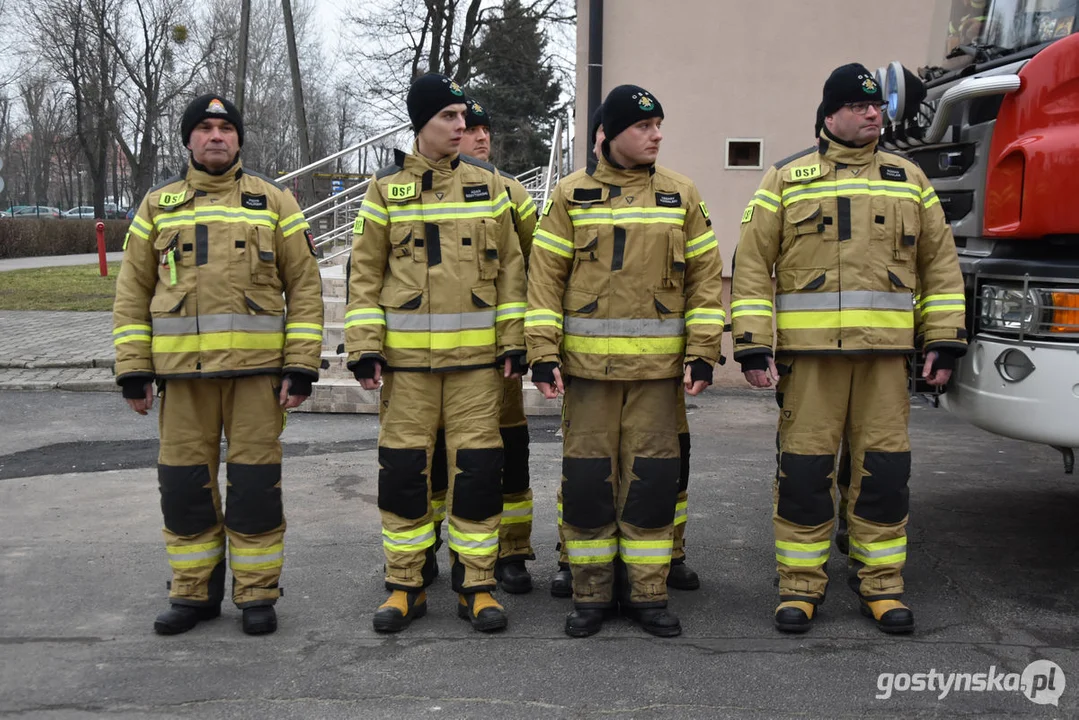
[0,389,1076,718]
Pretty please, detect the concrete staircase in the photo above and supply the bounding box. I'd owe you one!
[293,256,560,415]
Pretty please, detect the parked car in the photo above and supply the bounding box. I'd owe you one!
[11,205,61,219]
[63,206,96,219]
[126,206,136,220]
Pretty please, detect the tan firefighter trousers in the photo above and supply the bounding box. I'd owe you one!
[773,354,911,604]
[377,368,503,593]
[157,375,286,609]
[561,376,681,608]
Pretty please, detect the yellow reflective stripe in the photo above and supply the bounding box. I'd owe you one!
[919,292,965,313]
[128,219,151,239]
[496,302,527,322]
[919,293,965,305]
[517,196,537,220]
[113,324,153,345]
[776,309,913,330]
[359,201,389,226]
[447,526,499,555]
[619,538,674,565]
[500,500,533,525]
[775,540,830,551]
[166,540,225,569]
[345,307,386,328]
[684,307,727,325]
[563,335,686,355]
[565,538,618,564]
[382,523,436,552]
[756,188,781,203]
[384,328,495,350]
[230,543,285,570]
[285,322,323,340]
[685,229,718,259]
[153,207,280,231]
[775,539,830,567]
[556,501,563,526]
[850,537,907,566]
[749,198,779,214]
[152,332,284,353]
[732,298,774,308]
[923,195,940,209]
[279,212,309,237]
[674,500,688,525]
[166,541,223,554]
[533,228,574,258]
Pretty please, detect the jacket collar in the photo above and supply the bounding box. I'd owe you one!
[817,128,878,166]
[186,156,243,192]
[402,142,461,177]
[589,147,655,186]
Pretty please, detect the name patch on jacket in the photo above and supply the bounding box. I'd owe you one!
[655,191,682,207]
[572,188,603,202]
[463,185,491,202]
[159,191,187,208]
[241,193,268,210]
[880,166,907,182]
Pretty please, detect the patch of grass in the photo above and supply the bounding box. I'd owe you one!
[0,262,121,311]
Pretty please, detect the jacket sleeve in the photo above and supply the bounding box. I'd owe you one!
[914,174,967,356]
[276,188,324,377]
[525,184,574,366]
[681,184,725,365]
[730,167,783,367]
[510,179,538,262]
[492,172,527,358]
[344,181,391,366]
[112,195,159,383]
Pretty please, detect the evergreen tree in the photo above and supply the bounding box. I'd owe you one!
[469,0,563,174]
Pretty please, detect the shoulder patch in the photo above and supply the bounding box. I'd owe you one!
[375,163,402,180]
[741,206,754,224]
[543,199,553,216]
[880,166,907,182]
[459,153,495,173]
[699,201,710,219]
[773,146,818,170]
[353,215,365,234]
[244,169,286,190]
[304,229,318,257]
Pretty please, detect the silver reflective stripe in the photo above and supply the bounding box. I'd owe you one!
[385,310,496,331]
[495,306,524,321]
[153,314,285,335]
[731,303,773,313]
[563,317,685,337]
[570,209,686,223]
[619,545,672,558]
[361,203,388,221]
[776,291,913,312]
[231,548,283,565]
[776,546,830,560]
[170,547,224,562]
[850,541,906,559]
[920,299,962,310]
[382,529,436,548]
[449,535,498,550]
[113,328,151,340]
[287,328,322,338]
[566,543,616,558]
[501,506,532,518]
[345,312,385,322]
[674,507,687,523]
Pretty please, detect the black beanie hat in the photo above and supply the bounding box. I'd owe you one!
[814,102,826,138]
[464,97,491,128]
[181,94,244,147]
[602,85,663,142]
[589,103,604,146]
[407,73,467,134]
[819,63,883,119]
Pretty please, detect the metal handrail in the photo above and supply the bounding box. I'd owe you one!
[279,122,410,183]
[304,178,371,216]
[306,191,366,225]
[314,223,355,248]
[539,118,563,218]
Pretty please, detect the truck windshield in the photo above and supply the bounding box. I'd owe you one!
[946,0,1077,59]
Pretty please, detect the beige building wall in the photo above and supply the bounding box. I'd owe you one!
[575,0,950,272]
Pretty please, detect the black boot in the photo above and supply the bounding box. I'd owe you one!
[241,606,277,635]
[565,608,606,638]
[495,559,533,594]
[550,563,573,598]
[666,559,700,590]
[153,603,220,635]
[860,598,915,634]
[774,601,816,634]
[622,606,682,637]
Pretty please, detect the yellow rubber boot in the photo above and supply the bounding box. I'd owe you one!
[457,591,508,633]
[774,600,816,634]
[372,590,427,633]
[860,598,914,634]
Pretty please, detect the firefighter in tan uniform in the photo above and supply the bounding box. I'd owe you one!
[113,94,323,636]
[346,74,527,633]
[731,64,966,634]
[526,85,725,638]
[551,106,702,596]
[417,97,539,593]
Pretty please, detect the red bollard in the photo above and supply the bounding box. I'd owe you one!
[96,221,107,277]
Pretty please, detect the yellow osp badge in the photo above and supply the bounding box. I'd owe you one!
[159,191,187,208]
[741,206,754,224]
[353,215,365,235]
[790,164,821,182]
[387,182,417,200]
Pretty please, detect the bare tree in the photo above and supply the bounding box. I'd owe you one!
[18,76,67,204]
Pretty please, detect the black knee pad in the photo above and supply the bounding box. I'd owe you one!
[377,447,429,520]
[837,449,852,490]
[452,448,503,521]
[854,451,910,524]
[225,464,283,534]
[431,429,448,495]
[777,453,834,526]
[500,425,530,494]
[677,433,691,493]
[561,457,615,529]
[158,464,217,535]
[623,456,680,528]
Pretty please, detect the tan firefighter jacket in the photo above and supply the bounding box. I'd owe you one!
[113,158,324,382]
[731,134,967,364]
[345,146,526,372]
[503,173,537,262]
[525,155,726,381]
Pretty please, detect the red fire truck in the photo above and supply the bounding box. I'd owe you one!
[879,0,1079,472]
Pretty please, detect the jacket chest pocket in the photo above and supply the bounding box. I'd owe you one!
[664,228,686,289]
[871,197,920,264]
[471,218,500,280]
[247,226,278,285]
[782,200,835,266]
[153,231,189,286]
[390,221,426,264]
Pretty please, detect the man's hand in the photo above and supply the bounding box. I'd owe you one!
[922,351,953,387]
[126,382,154,415]
[744,356,780,388]
[352,357,382,391]
[502,355,526,380]
[535,366,564,399]
[360,362,381,391]
[683,360,712,396]
[278,377,309,409]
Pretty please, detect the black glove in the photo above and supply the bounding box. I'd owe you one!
[686,359,714,385]
[738,353,771,373]
[349,357,382,381]
[530,361,558,385]
[119,375,153,399]
[928,348,958,371]
[498,352,528,376]
[283,372,313,396]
